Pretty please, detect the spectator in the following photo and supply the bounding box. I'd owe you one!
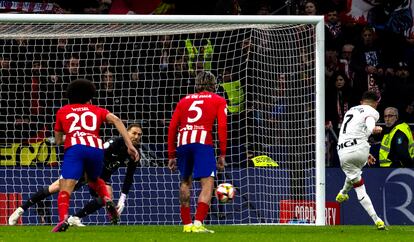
[339,44,355,86]
[218,66,246,166]
[401,101,414,124]
[59,0,111,14]
[49,38,69,73]
[27,59,52,142]
[97,69,123,121]
[326,71,355,136]
[184,37,214,76]
[325,48,340,80]
[379,107,414,168]
[382,61,413,111]
[302,0,318,15]
[218,66,245,114]
[325,7,345,51]
[66,54,81,76]
[0,54,13,143]
[1,53,34,143]
[157,35,174,72]
[365,0,413,37]
[0,1,65,13]
[255,0,272,15]
[351,26,385,102]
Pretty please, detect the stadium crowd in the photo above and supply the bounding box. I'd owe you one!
[0,0,413,168]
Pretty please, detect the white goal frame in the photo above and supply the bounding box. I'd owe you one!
[0,14,325,226]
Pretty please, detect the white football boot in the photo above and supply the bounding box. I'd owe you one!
[8,207,24,225]
[67,216,86,227]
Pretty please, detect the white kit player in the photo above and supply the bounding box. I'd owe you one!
[335,90,386,230]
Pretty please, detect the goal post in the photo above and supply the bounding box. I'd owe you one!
[0,14,325,225]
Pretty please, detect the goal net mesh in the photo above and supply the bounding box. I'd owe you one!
[0,20,317,225]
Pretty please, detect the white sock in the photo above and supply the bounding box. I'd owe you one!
[340,178,353,194]
[354,184,379,223]
[194,220,202,226]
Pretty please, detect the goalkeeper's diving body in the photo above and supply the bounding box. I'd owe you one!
[8,123,143,227]
[168,71,227,233]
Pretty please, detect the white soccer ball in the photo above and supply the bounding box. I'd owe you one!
[215,183,235,203]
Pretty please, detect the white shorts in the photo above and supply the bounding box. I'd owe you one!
[338,145,370,181]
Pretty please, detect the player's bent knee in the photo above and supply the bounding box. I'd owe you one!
[49,183,60,194]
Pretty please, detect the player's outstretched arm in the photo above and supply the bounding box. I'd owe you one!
[106,113,139,161]
[116,161,138,214]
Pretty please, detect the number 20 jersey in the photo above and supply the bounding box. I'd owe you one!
[337,104,379,152]
[55,104,109,150]
[168,91,227,159]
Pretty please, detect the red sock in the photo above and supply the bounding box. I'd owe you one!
[194,202,209,223]
[57,191,70,222]
[180,205,192,225]
[353,178,364,188]
[88,178,110,204]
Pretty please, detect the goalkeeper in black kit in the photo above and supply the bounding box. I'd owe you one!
[9,124,143,226]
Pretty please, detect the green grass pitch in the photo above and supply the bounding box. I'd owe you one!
[0,225,413,242]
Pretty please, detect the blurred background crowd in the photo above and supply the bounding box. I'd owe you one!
[0,0,413,167]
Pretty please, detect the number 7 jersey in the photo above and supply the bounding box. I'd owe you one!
[337,104,379,152]
[55,104,109,150]
[168,91,227,159]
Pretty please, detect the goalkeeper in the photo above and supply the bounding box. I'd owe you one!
[8,123,143,226]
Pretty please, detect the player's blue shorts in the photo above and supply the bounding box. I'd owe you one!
[177,143,216,180]
[61,144,104,180]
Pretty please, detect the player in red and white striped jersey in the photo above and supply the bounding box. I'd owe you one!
[52,79,138,232]
[168,71,227,233]
[55,103,107,149]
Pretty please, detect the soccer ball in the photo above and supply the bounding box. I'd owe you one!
[215,183,235,203]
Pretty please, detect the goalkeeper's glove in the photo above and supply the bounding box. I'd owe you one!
[116,193,127,214]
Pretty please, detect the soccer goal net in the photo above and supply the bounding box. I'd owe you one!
[0,15,325,226]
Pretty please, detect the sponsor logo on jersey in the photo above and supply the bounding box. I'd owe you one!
[337,139,358,150]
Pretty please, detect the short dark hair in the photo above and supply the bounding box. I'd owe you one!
[127,123,142,131]
[195,71,216,92]
[361,90,380,102]
[67,79,96,104]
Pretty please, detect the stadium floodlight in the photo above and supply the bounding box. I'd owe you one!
[0,14,325,226]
